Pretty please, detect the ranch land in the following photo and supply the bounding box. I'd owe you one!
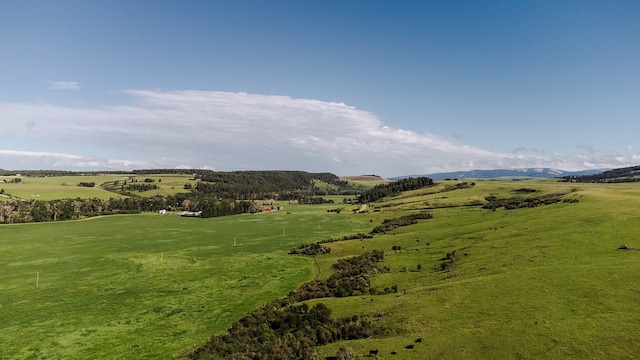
[2,174,640,359]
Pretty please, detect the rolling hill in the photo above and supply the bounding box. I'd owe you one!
[393,168,603,180]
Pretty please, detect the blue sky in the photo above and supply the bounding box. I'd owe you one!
[1,1,639,177]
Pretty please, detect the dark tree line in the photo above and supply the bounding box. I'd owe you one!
[289,243,332,255]
[193,170,355,200]
[0,193,259,223]
[482,193,577,210]
[289,250,386,301]
[289,234,374,255]
[561,165,640,183]
[100,179,161,195]
[123,183,159,192]
[182,303,379,360]
[370,213,434,234]
[358,177,433,203]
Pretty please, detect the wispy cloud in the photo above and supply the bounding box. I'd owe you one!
[0,150,150,169]
[49,81,80,90]
[0,90,638,176]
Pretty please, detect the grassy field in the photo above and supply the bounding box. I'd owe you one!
[3,177,640,359]
[313,180,640,359]
[0,174,198,200]
[0,204,372,359]
[340,175,390,191]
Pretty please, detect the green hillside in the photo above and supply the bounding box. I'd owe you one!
[2,175,640,359]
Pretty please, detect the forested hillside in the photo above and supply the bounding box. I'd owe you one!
[358,176,433,203]
[562,165,640,183]
[194,170,353,199]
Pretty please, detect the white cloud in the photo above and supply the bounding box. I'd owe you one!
[0,150,150,169]
[49,81,80,90]
[0,89,638,176]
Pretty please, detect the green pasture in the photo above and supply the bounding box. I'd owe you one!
[340,176,390,191]
[3,176,640,359]
[0,204,372,359]
[313,180,640,359]
[0,174,197,200]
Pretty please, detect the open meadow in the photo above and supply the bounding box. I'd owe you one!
[0,174,198,200]
[2,177,640,359]
[0,204,372,359]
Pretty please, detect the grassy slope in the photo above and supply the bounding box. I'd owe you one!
[313,180,640,359]
[0,205,372,359]
[340,176,390,191]
[3,177,640,359]
[0,174,198,200]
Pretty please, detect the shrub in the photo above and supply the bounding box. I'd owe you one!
[336,347,355,360]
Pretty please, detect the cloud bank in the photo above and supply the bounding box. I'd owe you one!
[1,90,638,176]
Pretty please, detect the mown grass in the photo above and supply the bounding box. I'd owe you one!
[0,204,372,359]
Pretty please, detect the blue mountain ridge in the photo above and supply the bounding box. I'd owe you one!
[391,168,603,181]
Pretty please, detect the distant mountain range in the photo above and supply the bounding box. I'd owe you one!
[392,168,604,180]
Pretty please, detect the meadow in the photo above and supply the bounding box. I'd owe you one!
[313,180,640,359]
[2,176,640,359]
[0,204,371,359]
[0,174,198,200]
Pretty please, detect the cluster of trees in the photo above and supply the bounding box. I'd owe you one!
[358,177,433,203]
[183,303,378,360]
[515,188,538,193]
[561,165,640,183]
[482,193,575,210]
[193,170,354,200]
[290,233,375,255]
[370,213,434,234]
[289,250,386,301]
[100,179,161,196]
[288,243,331,255]
[0,194,260,223]
[0,197,151,223]
[123,183,159,192]
[293,196,334,204]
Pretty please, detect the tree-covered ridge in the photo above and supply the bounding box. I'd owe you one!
[358,176,434,203]
[194,170,355,200]
[561,165,640,183]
